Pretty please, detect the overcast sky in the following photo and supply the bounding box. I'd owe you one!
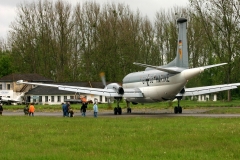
[0,0,189,39]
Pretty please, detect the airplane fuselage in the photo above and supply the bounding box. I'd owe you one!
[122,69,188,103]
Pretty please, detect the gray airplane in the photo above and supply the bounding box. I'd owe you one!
[17,18,240,114]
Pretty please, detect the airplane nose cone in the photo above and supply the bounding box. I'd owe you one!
[182,68,204,81]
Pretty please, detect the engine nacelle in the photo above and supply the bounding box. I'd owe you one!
[105,83,124,95]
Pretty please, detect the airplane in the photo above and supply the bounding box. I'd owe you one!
[0,96,22,105]
[17,17,240,114]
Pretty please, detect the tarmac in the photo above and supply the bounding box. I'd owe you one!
[2,108,240,118]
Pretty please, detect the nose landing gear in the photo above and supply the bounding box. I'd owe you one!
[174,97,182,114]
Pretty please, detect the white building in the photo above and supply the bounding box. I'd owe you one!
[24,82,109,105]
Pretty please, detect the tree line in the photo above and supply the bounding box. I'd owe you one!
[0,0,240,100]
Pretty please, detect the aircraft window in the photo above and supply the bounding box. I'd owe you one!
[150,76,153,83]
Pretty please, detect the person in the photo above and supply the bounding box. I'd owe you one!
[28,103,35,116]
[67,102,74,117]
[62,102,68,117]
[66,102,70,117]
[93,102,98,118]
[23,104,29,115]
[0,103,3,116]
[80,102,88,117]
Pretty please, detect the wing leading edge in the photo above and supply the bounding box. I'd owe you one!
[16,80,143,98]
[177,83,240,96]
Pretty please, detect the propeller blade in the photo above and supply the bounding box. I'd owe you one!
[100,72,106,87]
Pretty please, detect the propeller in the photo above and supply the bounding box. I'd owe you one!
[99,72,106,87]
[99,72,112,108]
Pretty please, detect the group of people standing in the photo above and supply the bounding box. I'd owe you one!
[62,102,74,117]
[62,101,98,117]
[1,101,98,117]
[23,103,35,116]
[80,101,98,118]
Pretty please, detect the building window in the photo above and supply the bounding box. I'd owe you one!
[7,84,10,90]
[57,96,61,102]
[100,96,102,102]
[64,96,67,100]
[51,96,54,102]
[0,84,2,90]
[105,97,108,103]
[70,96,74,99]
[39,96,42,102]
[45,96,48,102]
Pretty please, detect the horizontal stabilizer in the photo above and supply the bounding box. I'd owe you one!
[133,62,181,74]
[201,63,227,69]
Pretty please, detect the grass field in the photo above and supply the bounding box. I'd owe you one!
[0,116,240,160]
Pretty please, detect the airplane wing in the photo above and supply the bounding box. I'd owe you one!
[16,80,143,98]
[177,83,240,96]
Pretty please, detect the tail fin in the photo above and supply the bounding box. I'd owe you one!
[164,18,188,69]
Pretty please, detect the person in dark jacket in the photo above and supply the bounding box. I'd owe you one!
[80,102,88,117]
[62,102,68,117]
[0,103,3,115]
[67,102,74,117]
[23,104,29,115]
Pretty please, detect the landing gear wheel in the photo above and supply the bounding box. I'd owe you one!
[174,98,183,114]
[127,108,131,113]
[118,107,122,115]
[178,106,182,113]
[174,106,179,114]
[114,107,118,115]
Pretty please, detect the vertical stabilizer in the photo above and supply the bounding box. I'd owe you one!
[164,18,188,68]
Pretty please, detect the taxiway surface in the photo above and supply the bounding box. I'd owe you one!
[3,108,240,118]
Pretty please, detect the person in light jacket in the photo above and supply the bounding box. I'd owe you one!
[93,102,98,118]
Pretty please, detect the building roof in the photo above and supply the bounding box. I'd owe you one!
[25,82,107,95]
[0,73,53,82]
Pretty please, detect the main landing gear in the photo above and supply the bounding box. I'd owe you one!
[114,105,122,115]
[114,98,122,115]
[126,100,131,113]
[113,99,132,115]
[174,98,182,114]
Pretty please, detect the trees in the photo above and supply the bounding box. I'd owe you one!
[5,0,240,99]
[190,0,240,100]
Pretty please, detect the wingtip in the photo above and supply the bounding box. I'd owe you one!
[16,80,23,84]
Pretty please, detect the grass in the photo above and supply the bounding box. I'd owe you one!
[0,116,240,159]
